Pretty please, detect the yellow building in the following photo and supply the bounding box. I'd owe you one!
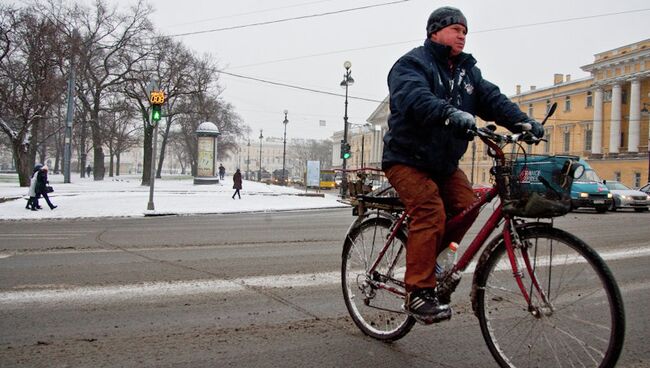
[460,39,650,188]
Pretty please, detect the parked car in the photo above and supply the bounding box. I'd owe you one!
[604,180,650,212]
[570,160,612,213]
[639,182,650,195]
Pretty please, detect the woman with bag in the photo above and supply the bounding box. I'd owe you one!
[232,169,242,199]
[36,166,57,210]
[26,163,43,210]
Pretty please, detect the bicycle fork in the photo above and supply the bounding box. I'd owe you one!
[502,220,554,318]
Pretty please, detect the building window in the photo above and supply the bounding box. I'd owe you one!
[563,129,571,152]
[585,128,592,151]
[528,104,534,117]
[586,91,593,107]
[564,96,571,111]
[604,90,612,102]
[482,171,486,183]
[614,172,621,182]
[544,133,551,153]
[634,172,641,188]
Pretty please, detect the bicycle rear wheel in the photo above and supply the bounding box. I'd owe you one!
[475,225,625,368]
[341,216,415,341]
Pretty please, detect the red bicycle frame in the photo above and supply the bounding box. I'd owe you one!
[363,133,552,308]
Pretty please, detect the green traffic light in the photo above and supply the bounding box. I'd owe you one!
[343,152,351,160]
[152,105,162,122]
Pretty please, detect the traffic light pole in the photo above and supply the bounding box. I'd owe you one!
[147,90,164,211]
[340,83,350,197]
[147,120,158,211]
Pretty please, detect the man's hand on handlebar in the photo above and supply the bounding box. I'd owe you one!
[446,109,476,140]
[511,118,545,144]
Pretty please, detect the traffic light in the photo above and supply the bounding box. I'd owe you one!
[340,141,351,160]
[152,104,162,122]
[149,90,165,123]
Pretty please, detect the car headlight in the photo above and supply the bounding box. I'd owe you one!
[580,192,589,198]
[607,193,613,198]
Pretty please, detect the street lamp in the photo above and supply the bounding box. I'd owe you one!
[282,110,289,185]
[340,60,354,197]
[642,103,649,183]
[258,129,264,182]
[246,139,251,180]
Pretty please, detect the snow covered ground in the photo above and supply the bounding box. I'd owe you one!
[0,173,347,220]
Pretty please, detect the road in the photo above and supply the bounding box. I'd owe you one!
[0,208,649,367]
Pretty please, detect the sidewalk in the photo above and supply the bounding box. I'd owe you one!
[0,174,346,220]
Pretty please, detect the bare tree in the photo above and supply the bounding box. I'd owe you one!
[123,36,200,184]
[71,0,153,181]
[102,99,141,176]
[0,4,66,186]
[289,139,333,179]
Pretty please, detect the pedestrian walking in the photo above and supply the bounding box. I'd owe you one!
[232,169,242,199]
[86,165,92,177]
[26,163,43,211]
[219,164,226,181]
[35,166,57,210]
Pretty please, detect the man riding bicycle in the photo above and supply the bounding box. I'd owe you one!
[382,6,544,323]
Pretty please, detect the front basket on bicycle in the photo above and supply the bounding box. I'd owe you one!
[501,154,577,218]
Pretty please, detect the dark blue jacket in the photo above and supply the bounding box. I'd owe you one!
[382,39,528,176]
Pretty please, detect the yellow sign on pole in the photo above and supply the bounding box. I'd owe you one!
[149,90,165,105]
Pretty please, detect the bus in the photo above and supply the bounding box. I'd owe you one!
[319,169,337,189]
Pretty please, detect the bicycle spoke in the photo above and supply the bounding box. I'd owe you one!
[477,226,624,368]
[342,217,414,341]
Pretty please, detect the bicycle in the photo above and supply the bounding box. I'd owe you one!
[340,109,625,367]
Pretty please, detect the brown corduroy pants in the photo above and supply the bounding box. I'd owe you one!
[385,164,478,291]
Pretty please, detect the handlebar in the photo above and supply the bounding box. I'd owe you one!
[471,125,544,145]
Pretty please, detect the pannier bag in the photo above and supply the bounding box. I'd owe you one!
[502,154,577,218]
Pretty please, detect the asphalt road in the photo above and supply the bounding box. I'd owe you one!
[0,208,648,367]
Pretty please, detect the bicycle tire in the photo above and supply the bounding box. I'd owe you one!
[341,216,415,341]
[474,225,625,368]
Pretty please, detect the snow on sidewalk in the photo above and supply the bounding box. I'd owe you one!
[0,174,346,220]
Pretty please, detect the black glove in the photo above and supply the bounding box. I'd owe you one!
[446,110,476,139]
[514,118,544,139]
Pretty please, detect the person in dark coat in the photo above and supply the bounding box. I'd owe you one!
[35,166,57,210]
[219,164,226,181]
[382,6,544,323]
[26,163,43,210]
[232,169,242,199]
[86,165,92,177]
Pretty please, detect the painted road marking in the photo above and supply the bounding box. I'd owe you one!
[0,246,648,306]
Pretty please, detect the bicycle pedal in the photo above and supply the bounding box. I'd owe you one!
[402,304,452,325]
[412,311,452,325]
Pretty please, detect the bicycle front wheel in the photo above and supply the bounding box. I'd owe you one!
[475,225,625,368]
[341,216,415,341]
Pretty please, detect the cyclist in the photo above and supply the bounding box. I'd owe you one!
[382,6,544,323]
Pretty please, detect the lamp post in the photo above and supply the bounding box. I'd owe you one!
[258,129,264,182]
[246,139,251,180]
[282,110,289,185]
[642,103,649,183]
[340,61,354,197]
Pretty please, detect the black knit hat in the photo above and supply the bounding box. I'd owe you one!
[426,6,467,37]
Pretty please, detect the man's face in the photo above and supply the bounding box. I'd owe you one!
[430,24,467,56]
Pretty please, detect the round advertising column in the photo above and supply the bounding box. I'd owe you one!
[194,122,221,185]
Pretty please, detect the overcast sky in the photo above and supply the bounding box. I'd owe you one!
[118,1,647,140]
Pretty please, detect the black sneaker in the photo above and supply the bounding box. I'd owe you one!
[404,288,452,324]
